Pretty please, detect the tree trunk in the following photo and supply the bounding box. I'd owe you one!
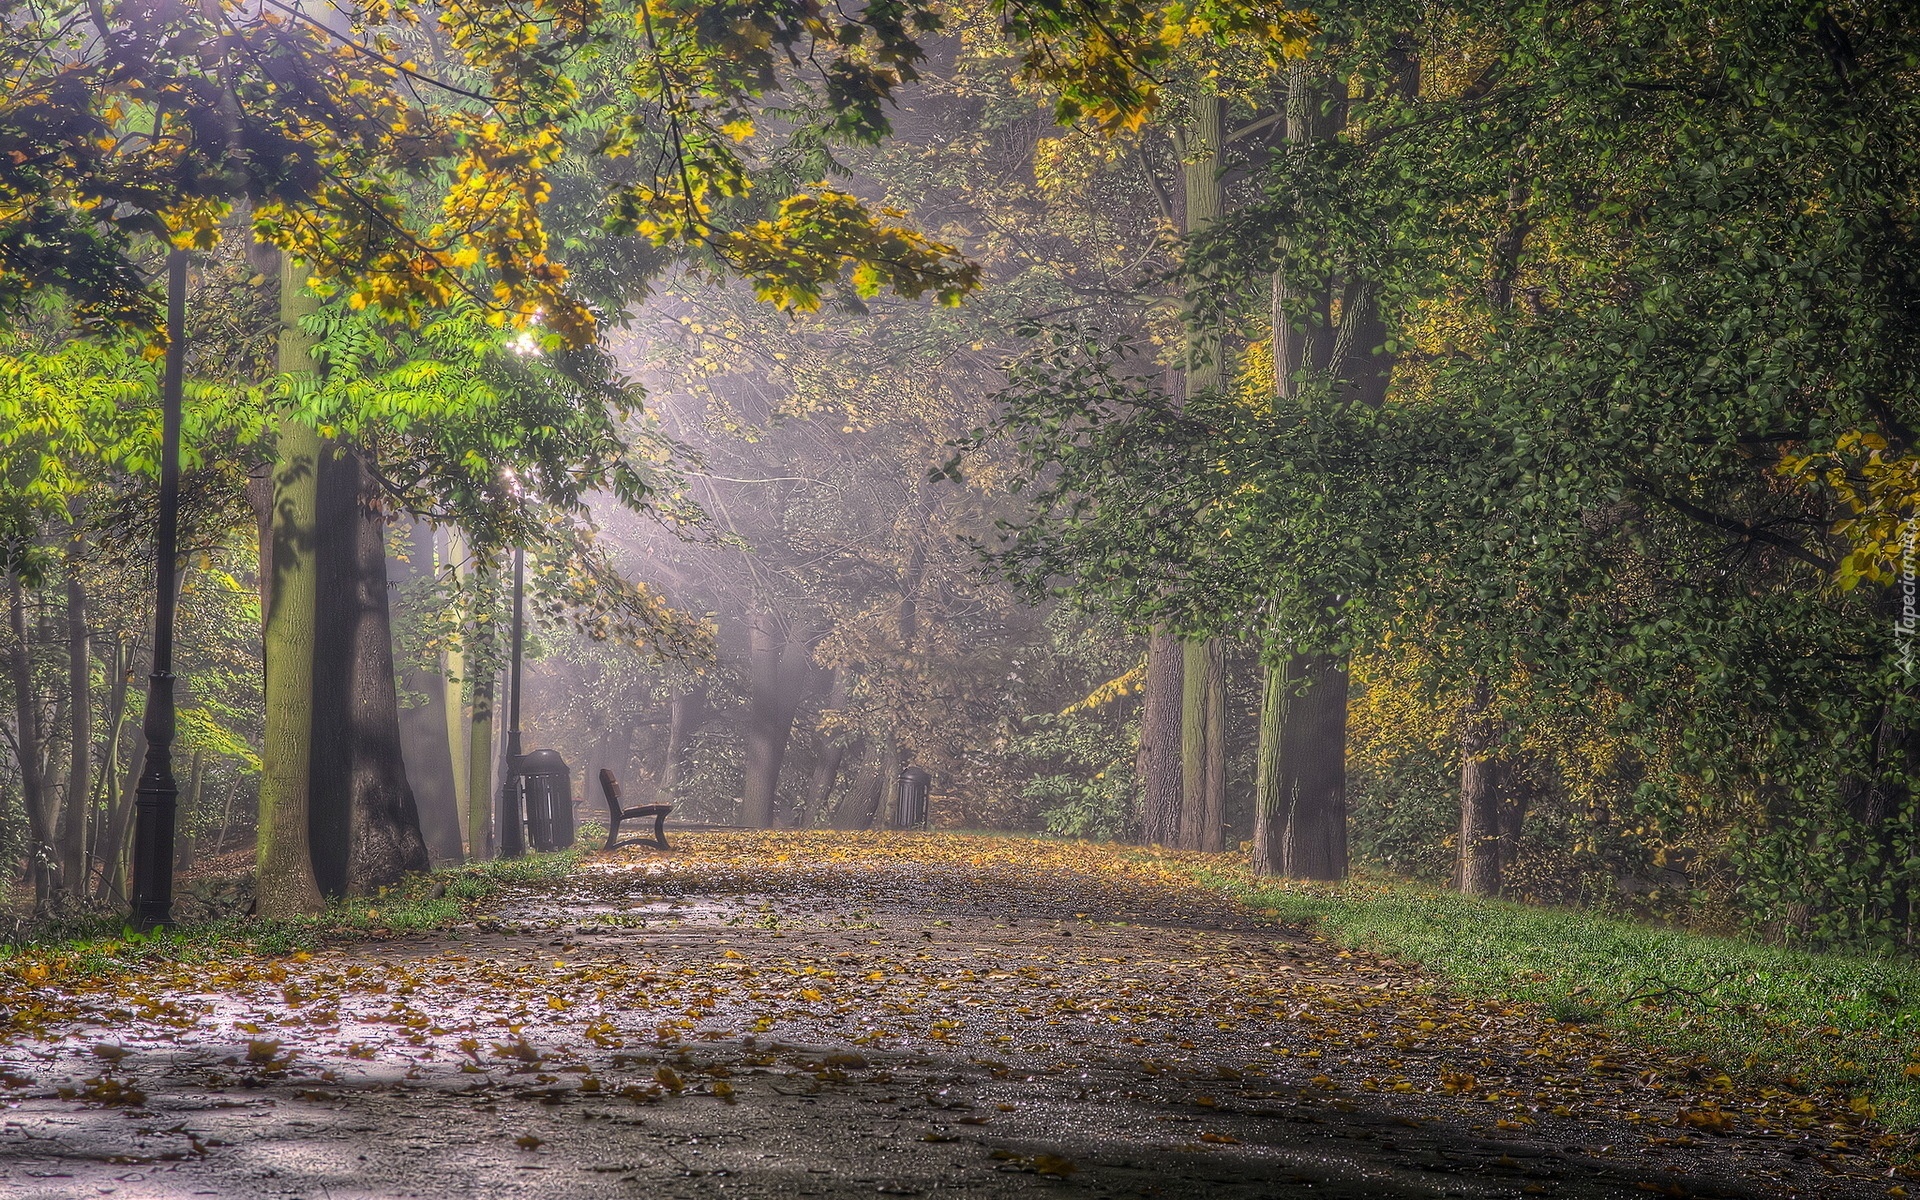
[870,739,902,831]
[1279,654,1348,879]
[87,637,132,894]
[1201,639,1227,852]
[740,612,814,829]
[246,461,272,640]
[655,681,704,804]
[1250,659,1287,875]
[6,574,54,903]
[802,670,850,827]
[831,748,888,831]
[1251,654,1349,879]
[1245,69,1376,880]
[308,443,431,896]
[467,657,497,862]
[62,549,89,899]
[256,258,326,918]
[95,683,143,904]
[1457,679,1503,896]
[441,527,471,847]
[394,520,464,865]
[1178,638,1210,850]
[1165,93,1226,856]
[215,775,238,855]
[1136,629,1183,844]
[174,746,205,871]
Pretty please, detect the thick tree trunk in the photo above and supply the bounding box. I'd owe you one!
[1250,660,1287,875]
[62,555,89,899]
[1201,640,1227,852]
[308,444,431,897]
[802,670,850,827]
[440,528,471,846]
[467,658,496,862]
[740,613,814,829]
[655,681,703,804]
[246,462,272,640]
[1165,93,1226,856]
[831,746,890,831]
[1136,630,1183,844]
[1251,654,1350,879]
[871,740,902,831]
[1178,638,1210,850]
[6,575,54,903]
[1245,70,1375,880]
[256,258,326,918]
[1457,679,1503,897]
[1279,654,1348,879]
[394,520,464,865]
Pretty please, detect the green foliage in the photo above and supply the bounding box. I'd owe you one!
[976,0,1920,949]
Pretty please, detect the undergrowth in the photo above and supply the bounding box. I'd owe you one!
[1179,861,1920,1133]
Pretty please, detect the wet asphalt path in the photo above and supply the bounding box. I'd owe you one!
[0,836,1895,1198]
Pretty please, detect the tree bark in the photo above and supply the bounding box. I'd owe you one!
[87,637,132,894]
[308,443,431,896]
[394,520,464,865]
[1279,654,1348,879]
[94,678,143,904]
[1136,630,1183,844]
[256,257,326,917]
[1251,654,1349,879]
[6,574,54,903]
[655,681,704,804]
[1245,67,1376,879]
[1178,638,1210,850]
[1250,659,1287,875]
[440,527,471,847]
[1457,679,1503,896]
[174,746,205,871]
[466,653,497,862]
[830,745,890,831]
[802,670,850,827]
[740,612,814,828]
[62,548,89,899]
[1201,639,1227,852]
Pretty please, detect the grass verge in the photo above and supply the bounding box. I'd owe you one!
[1,848,583,983]
[1178,862,1920,1133]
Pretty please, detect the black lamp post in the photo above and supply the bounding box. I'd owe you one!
[129,248,188,931]
[498,545,527,858]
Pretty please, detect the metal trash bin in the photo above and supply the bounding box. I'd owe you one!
[896,765,931,829]
[517,748,576,852]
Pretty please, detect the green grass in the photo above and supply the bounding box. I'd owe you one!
[1180,863,1920,1132]
[1,847,583,979]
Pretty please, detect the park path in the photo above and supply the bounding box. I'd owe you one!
[0,833,1904,1198]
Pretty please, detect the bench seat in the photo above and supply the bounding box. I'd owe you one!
[598,768,672,851]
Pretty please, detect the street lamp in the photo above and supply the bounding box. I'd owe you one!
[129,248,188,931]
[498,545,527,858]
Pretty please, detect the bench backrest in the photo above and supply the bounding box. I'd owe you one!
[599,768,622,816]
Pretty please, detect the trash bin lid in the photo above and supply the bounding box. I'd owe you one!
[519,748,570,776]
[899,765,931,785]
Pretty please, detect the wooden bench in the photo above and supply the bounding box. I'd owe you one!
[598,768,673,852]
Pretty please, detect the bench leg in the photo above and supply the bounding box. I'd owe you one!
[652,811,669,852]
[604,818,620,853]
